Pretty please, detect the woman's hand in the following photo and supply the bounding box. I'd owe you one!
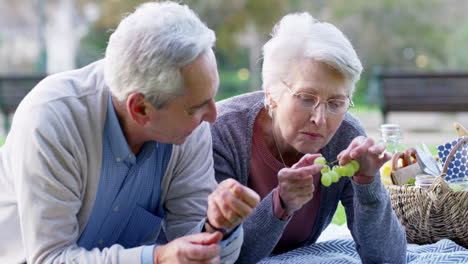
[337,136,391,179]
[277,154,322,215]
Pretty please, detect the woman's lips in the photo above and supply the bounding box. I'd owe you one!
[302,132,323,140]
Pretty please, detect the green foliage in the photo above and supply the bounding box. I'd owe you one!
[328,0,455,71]
[216,49,250,70]
[75,0,468,102]
[191,0,287,57]
[446,22,468,69]
[400,144,438,156]
[78,0,148,28]
[77,27,111,67]
[216,70,250,101]
[352,77,369,106]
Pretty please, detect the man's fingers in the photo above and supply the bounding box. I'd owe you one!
[229,183,260,208]
[183,241,221,261]
[218,179,260,208]
[188,231,223,245]
[214,191,244,225]
[218,178,238,190]
[209,256,222,264]
[223,191,256,218]
[193,256,220,264]
[209,179,261,229]
[207,195,233,228]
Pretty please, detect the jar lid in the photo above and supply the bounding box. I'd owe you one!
[380,124,400,132]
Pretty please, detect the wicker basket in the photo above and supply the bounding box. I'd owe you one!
[386,138,468,248]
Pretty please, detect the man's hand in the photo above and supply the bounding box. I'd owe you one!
[206,179,260,231]
[277,153,322,215]
[154,232,222,264]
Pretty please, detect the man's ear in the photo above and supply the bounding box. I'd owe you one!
[126,93,151,126]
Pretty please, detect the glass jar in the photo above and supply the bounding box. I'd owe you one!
[415,174,436,189]
[379,124,402,154]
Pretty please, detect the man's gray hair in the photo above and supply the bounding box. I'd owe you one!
[262,12,363,106]
[104,1,216,108]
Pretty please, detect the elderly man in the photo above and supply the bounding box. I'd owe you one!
[0,2,259,264]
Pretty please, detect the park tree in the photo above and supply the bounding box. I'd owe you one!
[3,0,468,96]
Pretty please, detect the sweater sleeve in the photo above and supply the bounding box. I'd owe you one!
[236,191,290,263]
[341,174,407,264]
[211,123,289,263]
[334,114,406,263]
[7,103,143,264]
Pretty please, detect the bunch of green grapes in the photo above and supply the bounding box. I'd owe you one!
[314,157,360,187]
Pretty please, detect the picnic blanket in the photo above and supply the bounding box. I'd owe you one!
[260,239,468,264]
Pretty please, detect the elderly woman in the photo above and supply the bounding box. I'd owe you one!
[211,12,406,263]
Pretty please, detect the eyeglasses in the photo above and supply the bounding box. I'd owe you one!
[282,80,353,115]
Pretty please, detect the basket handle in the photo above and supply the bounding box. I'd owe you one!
[442,136,468,174]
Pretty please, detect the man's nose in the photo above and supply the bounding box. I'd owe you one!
[203,100,217,123]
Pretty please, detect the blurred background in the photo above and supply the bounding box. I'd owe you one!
[2,0,468,147]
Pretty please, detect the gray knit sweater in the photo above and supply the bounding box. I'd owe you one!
[211,91,407,264]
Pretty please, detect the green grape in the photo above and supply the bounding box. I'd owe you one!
[321,172,332,187]
[321,165,330,174]
[314,156,327,165]
[333,166,346,177]
[329,170,340,183]
[349,160,360,172]
[342,164,355,177]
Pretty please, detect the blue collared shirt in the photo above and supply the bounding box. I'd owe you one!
[78,95,241,264]
[77,95,171,263]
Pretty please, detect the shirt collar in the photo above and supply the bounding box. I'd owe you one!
[104,94,137,165]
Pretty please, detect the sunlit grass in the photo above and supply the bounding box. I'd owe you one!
[349,104,379,113]
[331,202,347,226]
[400,143,438,156]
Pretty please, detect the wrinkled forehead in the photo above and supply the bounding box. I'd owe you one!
[180,49,219,99]
[283,58,350,96]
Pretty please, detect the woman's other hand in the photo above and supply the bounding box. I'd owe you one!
[337,136,391,179]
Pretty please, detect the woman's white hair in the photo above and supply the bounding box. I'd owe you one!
[262,12,363,109]
[104,1,216,108]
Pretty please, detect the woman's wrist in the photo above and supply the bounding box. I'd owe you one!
[273,188,293,220]
[352,174,375,184]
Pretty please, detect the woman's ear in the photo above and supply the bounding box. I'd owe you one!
[126,93,150,126]
[265,91,277,109]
